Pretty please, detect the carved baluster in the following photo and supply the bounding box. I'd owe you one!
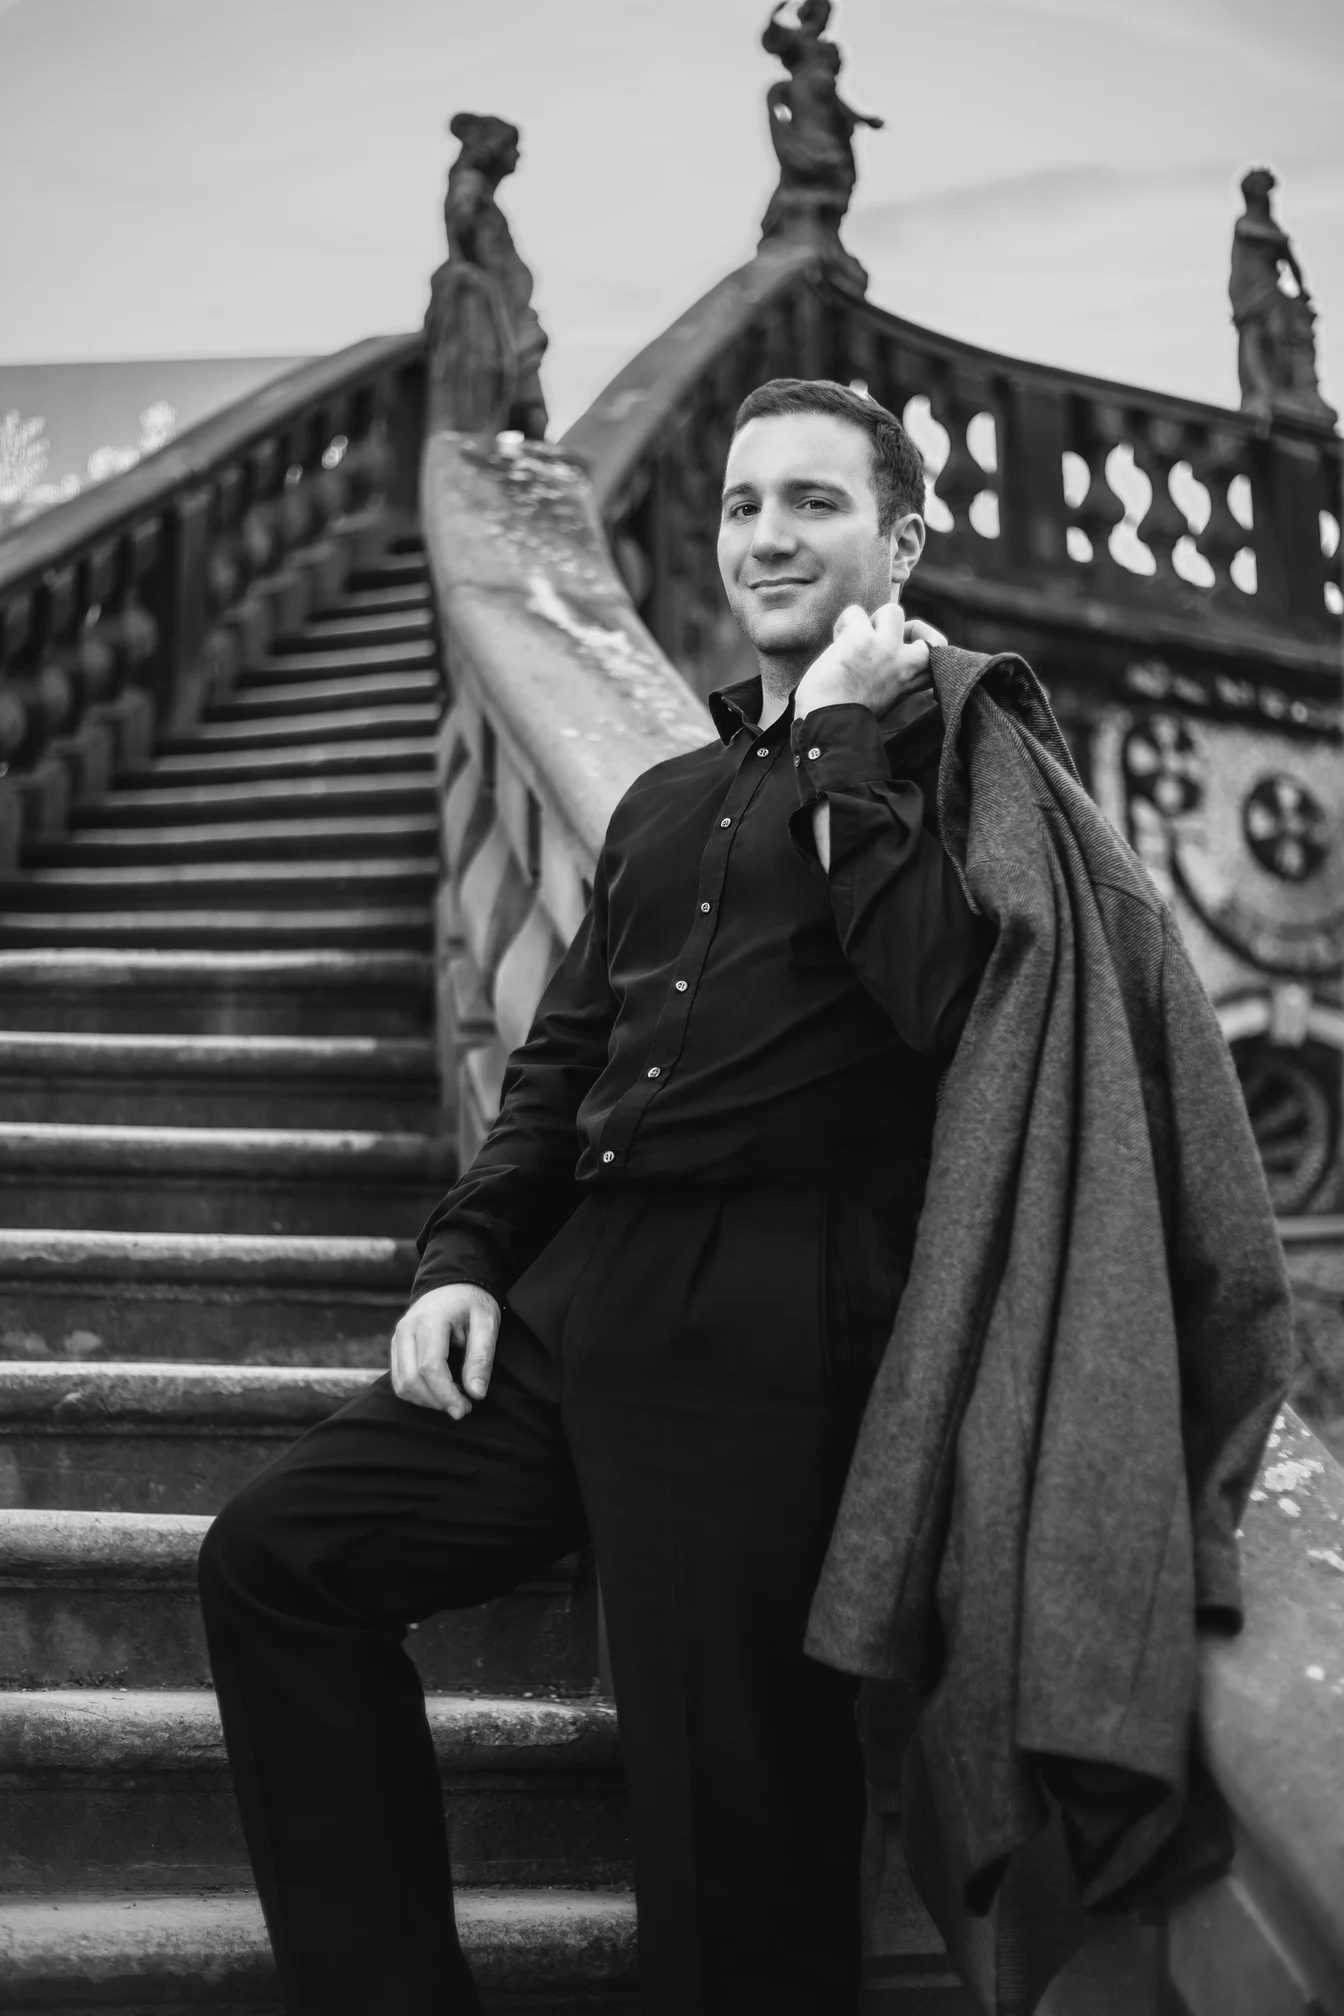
[0,582,74,852]
[1132,416,1191,588]
[1068,399,1128,590]
[928,369,995,550]
[45,564,114,807]
[1187,425,1248,604]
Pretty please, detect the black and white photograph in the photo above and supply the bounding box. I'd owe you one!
[0,2,1341,2011]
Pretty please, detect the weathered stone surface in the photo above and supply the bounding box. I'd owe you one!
[0,1690,628,1893]
[0,1887,638,2009]
[0,1030,439,1130]
[0,949,435,1037]
[0,1363,379,1512]
[0,1229,410,1364]
[0,1123,453,1237]
[0,1511,600,1697]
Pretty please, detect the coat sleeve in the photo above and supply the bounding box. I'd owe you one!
[789,700,996,1062]
[1159,923,1295,1627]
[408,846,619,1308]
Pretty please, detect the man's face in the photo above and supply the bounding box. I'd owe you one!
[717,413,895,662]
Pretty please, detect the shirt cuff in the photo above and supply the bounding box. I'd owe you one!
[791,703,892,810]
[407,1231,509,1312]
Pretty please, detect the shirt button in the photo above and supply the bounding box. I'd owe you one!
[700,900,711,913]
[756,746,769,758]
[675,980,688,992]
[807,746,822,761]
[601,1150,614,1164]
[720,816,732,829]
[647,1066,661,1079]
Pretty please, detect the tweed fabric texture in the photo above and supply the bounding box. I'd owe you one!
[806,645,1293,1917]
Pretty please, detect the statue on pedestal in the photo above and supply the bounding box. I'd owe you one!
[758,0,882,295]
[424,113,549,440]
[1230,168,1337,431]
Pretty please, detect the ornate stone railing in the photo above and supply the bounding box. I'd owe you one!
[0,335,424,870]
[566,249,1343,707]
[418,430,709,1161]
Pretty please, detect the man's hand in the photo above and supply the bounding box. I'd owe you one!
[794,607,946,723]
[390,1282,501,1418]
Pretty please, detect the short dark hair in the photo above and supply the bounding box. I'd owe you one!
[731,378,926,536]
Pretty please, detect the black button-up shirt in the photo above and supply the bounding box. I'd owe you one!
[411,676,995,1304]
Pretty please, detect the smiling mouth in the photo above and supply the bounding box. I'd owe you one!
[749,577,812,590]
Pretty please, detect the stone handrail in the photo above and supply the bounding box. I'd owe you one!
[418,430,709,1160]
[0,334,425,871]
[565,257,1343,703]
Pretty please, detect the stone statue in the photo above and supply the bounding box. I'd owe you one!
[424,112,549,440]
[758,0,882,294]
[1230,168,1337,431]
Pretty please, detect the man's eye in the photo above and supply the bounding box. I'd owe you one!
[727,502,757,520]
[798,497,835,513]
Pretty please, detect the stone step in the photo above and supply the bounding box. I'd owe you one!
[0,905,433,951]
[31,813,440,867]
[0,1886,637,2013]
[0,1230,412,1364]
[208,669,439,718]
[0,1031,440,1129]
[76,766,436,823]
[350,552,428,589]
[333,575,431,613]
[156,702,439,751]
[0,1511,600,1696]
[241,637,437,683]
[0,855,437,909]
[0,949,434,1036]
[287,604,433,650]
[0,1123,453,1236]
[0,1362,378,1512]
[0,1690,627,1894]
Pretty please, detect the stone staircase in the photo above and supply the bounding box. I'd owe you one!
[0,538,636,2012]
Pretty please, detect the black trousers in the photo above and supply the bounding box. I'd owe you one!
[198,1186,908,2016]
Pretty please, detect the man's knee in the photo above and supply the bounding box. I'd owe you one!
[198,1472,300,1622]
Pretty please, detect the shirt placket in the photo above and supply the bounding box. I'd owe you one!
[593,721,784,1173]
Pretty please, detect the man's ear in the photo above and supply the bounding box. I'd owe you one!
[890,512,926,591]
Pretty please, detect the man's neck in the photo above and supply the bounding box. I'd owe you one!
[754,653,811,730]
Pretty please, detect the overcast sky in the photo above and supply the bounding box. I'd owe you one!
[3,0,1342,432]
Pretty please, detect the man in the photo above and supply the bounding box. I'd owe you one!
[198,378,995,2014]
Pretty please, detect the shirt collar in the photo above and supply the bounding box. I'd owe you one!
[708,676,796,748]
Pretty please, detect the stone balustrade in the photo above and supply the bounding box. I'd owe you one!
[566,248,1342,708]
[0,336,425,870]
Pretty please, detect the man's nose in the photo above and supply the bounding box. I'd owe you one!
[749,501,798,558]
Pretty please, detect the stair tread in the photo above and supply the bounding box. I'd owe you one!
[0,1885,637,1983]
[28,820,441,869]
[0,1689,620,1771]
[158,703,439,747]
[335,579,431,612]
[0,1227,415,1279]
[0,1121,451,1169]
[77,769,435,816]
[0,1030,436,1076]
[8,856,436,892]
[209,670,439,713]
[0,1360,380,1421]
[0,908,433,943]
[0,947,431,986]
[295,607,433,645]
[251,638,437,676]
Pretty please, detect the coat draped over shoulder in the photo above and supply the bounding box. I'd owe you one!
[806,647,1293,1947]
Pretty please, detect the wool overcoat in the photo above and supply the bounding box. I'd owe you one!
[806,646,1293,1950]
